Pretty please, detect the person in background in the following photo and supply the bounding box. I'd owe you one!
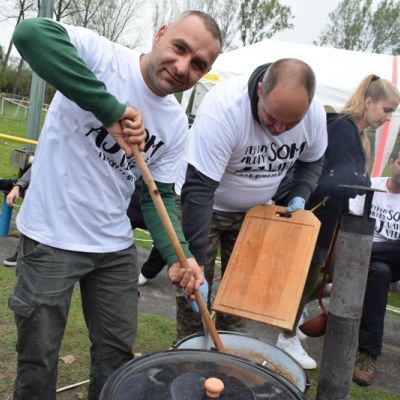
[176,59,328,363]
[2,166,31,267]
[9,11,221,400]
[126,176,167,285]
[350,144,400,386]
[274,74,400,369]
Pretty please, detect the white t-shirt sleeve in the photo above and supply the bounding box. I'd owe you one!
[298,98,328,162]
[349,194,365,216]
[185,103,238,182]
[58,21,114,72]
[149,121,188,184]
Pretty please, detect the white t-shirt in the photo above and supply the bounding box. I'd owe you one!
[17,23,187,252]
[182,75,327,212]
[349,177,400,242]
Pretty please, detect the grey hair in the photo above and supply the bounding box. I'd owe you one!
[173,10,223,51]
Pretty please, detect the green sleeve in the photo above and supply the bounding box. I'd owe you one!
[12,18,125,127]
[140,181,192,266]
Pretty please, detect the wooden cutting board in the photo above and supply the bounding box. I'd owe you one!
[212,204,321,330]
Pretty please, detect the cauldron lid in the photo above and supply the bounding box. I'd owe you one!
[100,349,305,400]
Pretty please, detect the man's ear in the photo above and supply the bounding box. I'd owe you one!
[153,25,168,45]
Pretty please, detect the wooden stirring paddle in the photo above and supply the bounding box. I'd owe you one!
[131,144,225,352]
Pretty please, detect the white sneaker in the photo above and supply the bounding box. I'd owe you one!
[276,333,317,369]
[138,272,148,286]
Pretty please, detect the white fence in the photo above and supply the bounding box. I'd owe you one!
[0,95,49,119]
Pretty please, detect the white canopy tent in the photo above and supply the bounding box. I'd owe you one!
[184,39,399,176]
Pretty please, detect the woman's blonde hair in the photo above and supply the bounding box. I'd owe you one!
[341,74,400,172]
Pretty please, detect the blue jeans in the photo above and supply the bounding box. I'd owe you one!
[9,235,139,400]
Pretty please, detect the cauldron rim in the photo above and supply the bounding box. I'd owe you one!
[100,348,306,400]
[174,330,308,392]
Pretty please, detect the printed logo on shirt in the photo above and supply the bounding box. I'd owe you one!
[235,141,306,179]
[372,204,400,240]
[85,126,165,180]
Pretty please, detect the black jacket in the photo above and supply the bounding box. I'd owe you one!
[310,113,371,264]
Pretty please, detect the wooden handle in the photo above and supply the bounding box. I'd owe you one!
[132,145,225,352]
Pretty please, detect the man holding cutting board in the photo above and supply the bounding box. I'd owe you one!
[177,59,328,369]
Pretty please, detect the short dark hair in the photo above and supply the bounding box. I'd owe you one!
[261,58,316,104]
[175,10,223,51]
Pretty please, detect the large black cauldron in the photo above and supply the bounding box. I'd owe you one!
[100,349,306,399]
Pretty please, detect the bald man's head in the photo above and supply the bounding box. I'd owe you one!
[256,59,315,135]
[260,58,316,104]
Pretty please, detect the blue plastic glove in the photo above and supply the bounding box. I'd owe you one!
[287,196,306,213]
[185,273,209,313]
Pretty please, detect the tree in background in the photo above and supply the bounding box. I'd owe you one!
[53,0,74,21]
[316,0,400,55]
[0,0,37,94]
[64,0,147,44]
[0,55,32,96]
[151,0,240,51]
[1,0,36,73]
[90,0,146,43]
[199,0,241,51]
[1,0,296,96]
[151,0,178,35]
[65,0,104,28]
[239,0,293,46]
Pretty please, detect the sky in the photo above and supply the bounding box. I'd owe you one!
[0,0,341,55]
[273,0,340,45]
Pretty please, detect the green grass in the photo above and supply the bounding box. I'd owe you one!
[0,265,176,399]
[306,369,398,399]
[1,266,398,399]
[0,98,43,178]
[134,228,154,251]
[0,102,27,179]
[388,291,400,309]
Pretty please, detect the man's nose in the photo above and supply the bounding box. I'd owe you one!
[175,56,190,75]
[385,112,393,122]
[274,121,286,134]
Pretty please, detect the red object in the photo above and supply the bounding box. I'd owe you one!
[372,55,398,177]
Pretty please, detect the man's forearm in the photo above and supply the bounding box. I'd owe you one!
[141,181,191,266]
[181,164,219,265]
[16,167,31,190]
[288,156,324,202]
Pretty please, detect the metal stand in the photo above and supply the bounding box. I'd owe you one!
[316,186,382,399]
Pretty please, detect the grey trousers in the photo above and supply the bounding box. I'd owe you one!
[9,234,139,400]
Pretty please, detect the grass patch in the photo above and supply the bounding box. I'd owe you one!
[0,108,26,179]
[133,228,153,251]
[0,98,43,178]
[388,291,400,309]
[1,261,399,399]
[0,266,176,399]
[306,369,398,399]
